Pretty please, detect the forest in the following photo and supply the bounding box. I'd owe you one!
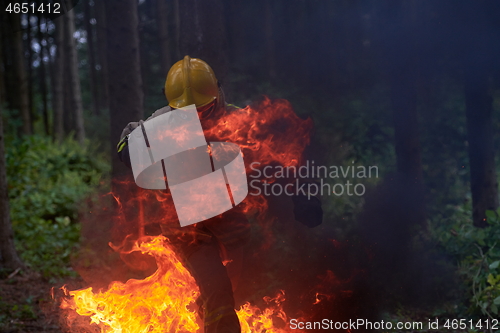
[1,0,500,332]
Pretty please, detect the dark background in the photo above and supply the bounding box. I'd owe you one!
[1,0,500,331]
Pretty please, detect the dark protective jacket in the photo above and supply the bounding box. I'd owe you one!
[116,102,252,254]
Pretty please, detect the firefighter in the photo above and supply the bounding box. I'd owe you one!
[116,56,323,333]
[117,56,248,333]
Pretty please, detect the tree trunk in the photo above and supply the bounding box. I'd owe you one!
[95,0,109,112]
[138,2,150,104]
[53,16,65,143]
[10,13,32,135]
[0,84,25,272]
[104,0,144,180]
[104,0,144,243]
[64,8,85,144]
[84,0,100,116]
[465,71,499,228]
[63,74,73,135]
[173,0,181,61]
[2,19,19,136]
[264,1,276,81]
[293,0,308,85]
[26,14,34,127]
[391,80,423,180]
[0,20,5,105]
[37,13,50,135]
[377,0,425,221]
[462,1,498,228]
[156,0,172,77]
[224,0,242,60]
[178,0,228,81]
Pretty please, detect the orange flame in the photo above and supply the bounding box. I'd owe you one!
[60,98,314,332]
[203,97,313,223]
[61,236,299,332]
[61,236,199,332]
[203,97,313,173]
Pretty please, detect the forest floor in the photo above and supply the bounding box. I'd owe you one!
[0,271,478,333]
[0,271,86,333]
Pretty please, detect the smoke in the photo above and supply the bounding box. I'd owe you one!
[356,173,458,314]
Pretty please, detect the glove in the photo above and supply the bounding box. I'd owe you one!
[119,106,172,141]
[117,106,173,170]
[120,121,140,140]
[292,193,323,228]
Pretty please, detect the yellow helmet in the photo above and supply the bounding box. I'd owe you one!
[165,55,219,109]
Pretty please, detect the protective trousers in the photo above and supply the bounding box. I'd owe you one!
[174,228,241,333]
